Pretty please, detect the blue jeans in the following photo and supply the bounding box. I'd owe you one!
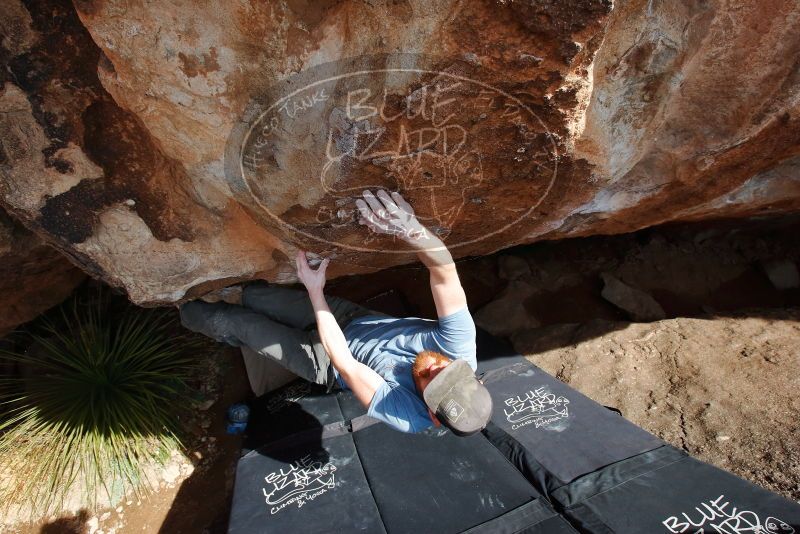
[179,284,386,389]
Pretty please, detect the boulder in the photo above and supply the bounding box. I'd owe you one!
[0,208,85,335]
[474,280,540,337]
[497,255,532,281]
[761,259,800,290]
[1,0,798,304]
[600,272,666,321]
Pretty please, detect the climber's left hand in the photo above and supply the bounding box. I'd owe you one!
[295,250,329,296]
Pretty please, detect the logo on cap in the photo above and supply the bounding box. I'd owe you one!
[444,399,465,422]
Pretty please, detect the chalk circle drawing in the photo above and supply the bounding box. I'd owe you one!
[262,454,337,515]
[662,494,795,534]
[227,54,558,254]
[503,386,570,430]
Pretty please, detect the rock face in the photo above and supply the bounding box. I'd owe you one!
[474,280,540,337]
[600,272,666,322]
[1,0,798,304]
[0,207,85,335]
[761,259,800,290]
[511,309,800,501]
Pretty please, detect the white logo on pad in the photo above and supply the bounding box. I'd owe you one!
[262,454,337,515]
[662,494,794,534]
[503,387,570,430]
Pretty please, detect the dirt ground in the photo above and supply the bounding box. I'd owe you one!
[513,309,800,501]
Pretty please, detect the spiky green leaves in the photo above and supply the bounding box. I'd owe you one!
[0,292,206,517]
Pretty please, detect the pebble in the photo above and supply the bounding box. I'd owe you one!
[100,512,110,521]
[716,435,731,442]
[163,463,181,485]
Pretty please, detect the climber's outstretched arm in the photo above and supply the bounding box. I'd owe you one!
[355,189,467,318]
[295,251,383,407]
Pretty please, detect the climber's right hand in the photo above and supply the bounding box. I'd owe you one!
[355,189,428,243]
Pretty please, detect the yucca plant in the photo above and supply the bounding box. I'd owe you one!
[0,290,206,517]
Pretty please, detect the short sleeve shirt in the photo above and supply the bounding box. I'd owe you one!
[338,306,477,433]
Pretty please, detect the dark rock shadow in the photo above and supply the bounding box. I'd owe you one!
[39,509,89,534]
[157,347,251,534]
[327,213,800,359]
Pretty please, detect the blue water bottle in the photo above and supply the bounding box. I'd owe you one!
[226,403,250,434]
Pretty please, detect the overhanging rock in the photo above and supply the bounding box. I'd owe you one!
[1,0,799,304]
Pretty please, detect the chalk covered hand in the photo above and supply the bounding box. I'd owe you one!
[356,189,428,243]
[295,251,329,296]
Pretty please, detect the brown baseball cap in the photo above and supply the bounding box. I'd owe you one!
[422,359,493,436]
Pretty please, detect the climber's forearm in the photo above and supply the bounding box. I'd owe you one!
[308,291,352,369]
[408,229,454,271]
[307,290,383,407]
[406,229,466,318]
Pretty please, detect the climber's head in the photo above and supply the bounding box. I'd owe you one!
[412,350,492,436]
[412,350,453,392]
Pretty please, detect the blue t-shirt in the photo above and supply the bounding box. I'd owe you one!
[338,306,477,433]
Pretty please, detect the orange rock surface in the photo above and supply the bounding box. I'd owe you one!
[1,0,798,304]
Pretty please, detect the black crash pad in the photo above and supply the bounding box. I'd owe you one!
[229,379,578,534]
[229,432,385,533]
[479,357,665,492]
[230,327,800,534]
[242,381,342,455]
[552,445,800,534]
[335,389,575,533]
[473,334,800,532]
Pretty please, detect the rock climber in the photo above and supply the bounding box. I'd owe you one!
[179,189,492,435]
